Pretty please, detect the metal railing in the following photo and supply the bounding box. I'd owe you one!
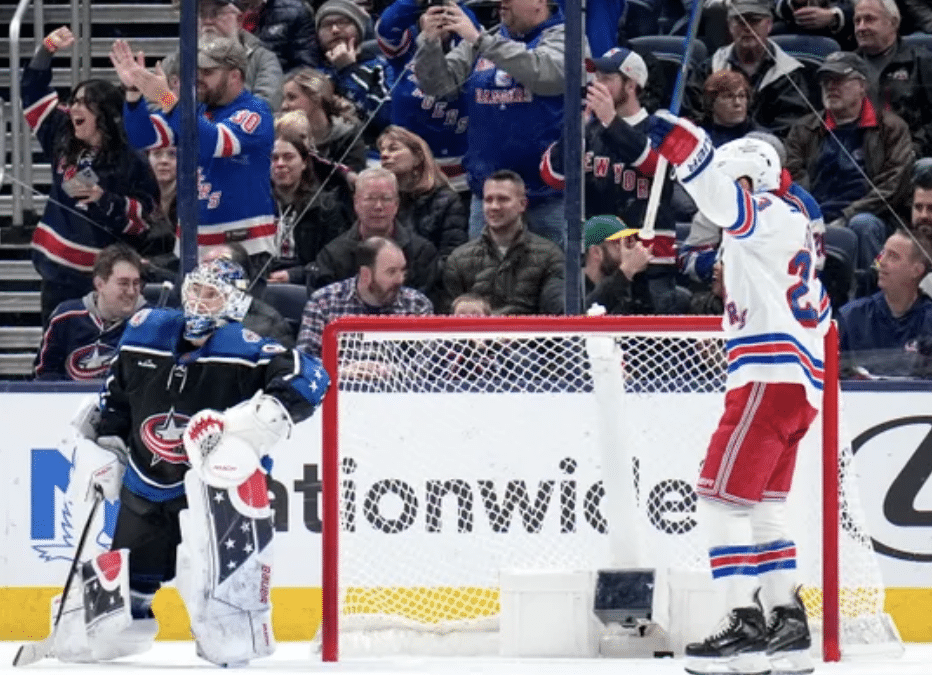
[9,0,49,228]
[6,1,178,230]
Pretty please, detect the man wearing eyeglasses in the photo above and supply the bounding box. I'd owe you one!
[309,167,439,298]
[313,0,392,142]
[684,0,813,138]
[784,51,913,281]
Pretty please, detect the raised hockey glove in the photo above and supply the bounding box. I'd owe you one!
[223,390,294,455]
[183,392,292,488]
[647,110,714,183]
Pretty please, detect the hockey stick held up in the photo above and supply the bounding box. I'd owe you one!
[640,0,704,241]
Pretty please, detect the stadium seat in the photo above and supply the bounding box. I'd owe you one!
[768,34,841,99]
[903,32,932,55]
[821,225,858,312]
[261,283,309,338]
[142,282,181,308]
[628,35,709,107]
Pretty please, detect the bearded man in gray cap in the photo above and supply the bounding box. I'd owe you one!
[111,35,277,267]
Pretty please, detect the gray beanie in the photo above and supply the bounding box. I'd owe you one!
[316,0,368,38]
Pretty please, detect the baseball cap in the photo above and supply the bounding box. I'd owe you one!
[727,0,773,18]
[584,215,639,248]
[817,51,870,80]
[585,47,648,88]
[198,36,248,73]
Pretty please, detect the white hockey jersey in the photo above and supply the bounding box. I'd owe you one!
[675,151,830,409]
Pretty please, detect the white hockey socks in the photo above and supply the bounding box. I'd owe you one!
[750,501,799,611]
[698,499,759,610]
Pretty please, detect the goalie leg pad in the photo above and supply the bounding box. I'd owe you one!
[51,587,93,663]
[53,549,134,663]
[179,470,276,666]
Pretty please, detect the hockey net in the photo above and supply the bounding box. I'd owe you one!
[319,315,899,661]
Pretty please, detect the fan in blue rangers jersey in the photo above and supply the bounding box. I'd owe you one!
[109,35,276,263]
[647,115,829,675]
[413,0,572,242]
[34,243,147,381]
[55,258,330,667]
[375,0,479,192]
[21,26,157,325]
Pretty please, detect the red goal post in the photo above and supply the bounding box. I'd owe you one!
[319,315,892,662]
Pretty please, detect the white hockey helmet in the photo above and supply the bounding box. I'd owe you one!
[713,137,782,193]
[181,258,251,340]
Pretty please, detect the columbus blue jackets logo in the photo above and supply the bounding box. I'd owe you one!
[66,342,117,380]
[140,408,191,465]
[129,308,151,327]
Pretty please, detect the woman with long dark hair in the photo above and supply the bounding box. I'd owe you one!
[376,125,467,260]
[21,26,158,325]
[267,125,354,284]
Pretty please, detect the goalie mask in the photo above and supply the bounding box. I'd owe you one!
[181,259,251,340]
[713,137,782,193]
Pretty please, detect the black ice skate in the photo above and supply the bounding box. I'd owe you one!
[684,590,771,675]
[766,586,814,675]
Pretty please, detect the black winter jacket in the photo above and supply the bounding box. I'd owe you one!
[311,220,439,297]
[397,184,468,261]
[254,0,320,73]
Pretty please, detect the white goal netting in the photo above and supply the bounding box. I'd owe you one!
[319,316,899,660]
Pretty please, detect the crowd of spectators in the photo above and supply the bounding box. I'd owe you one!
[17,0,932,381]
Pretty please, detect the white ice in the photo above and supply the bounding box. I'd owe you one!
[2,642,931,674]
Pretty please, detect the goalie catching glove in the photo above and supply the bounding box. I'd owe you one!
[647,110,714,184]
[183,391,293,488]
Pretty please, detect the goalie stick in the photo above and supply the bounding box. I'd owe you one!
[12,487,104,667]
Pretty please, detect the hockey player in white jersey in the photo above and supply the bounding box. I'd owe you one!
[647,113,830,675]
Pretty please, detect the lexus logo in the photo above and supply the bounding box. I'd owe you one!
[851,415,932,562]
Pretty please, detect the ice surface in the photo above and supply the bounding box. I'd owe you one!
[2,642,931,674]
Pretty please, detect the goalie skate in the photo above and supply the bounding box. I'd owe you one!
[684,592,770,675]
[766,587,813,675]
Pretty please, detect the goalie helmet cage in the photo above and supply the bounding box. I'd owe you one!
[319,315,894,663]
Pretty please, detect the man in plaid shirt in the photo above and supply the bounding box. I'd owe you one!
[297,236,433,360]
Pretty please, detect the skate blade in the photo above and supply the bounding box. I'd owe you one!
[685,652,772,675]
[768,649,814,675]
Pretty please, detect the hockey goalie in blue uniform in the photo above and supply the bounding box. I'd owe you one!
[53,258,330,666]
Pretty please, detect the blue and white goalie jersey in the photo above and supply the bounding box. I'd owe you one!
[675,152,831,409]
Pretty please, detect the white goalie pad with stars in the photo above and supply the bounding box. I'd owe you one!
[177,468,276,666]
[53,549,137,663]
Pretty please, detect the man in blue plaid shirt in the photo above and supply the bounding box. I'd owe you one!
[297,236,433,360]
